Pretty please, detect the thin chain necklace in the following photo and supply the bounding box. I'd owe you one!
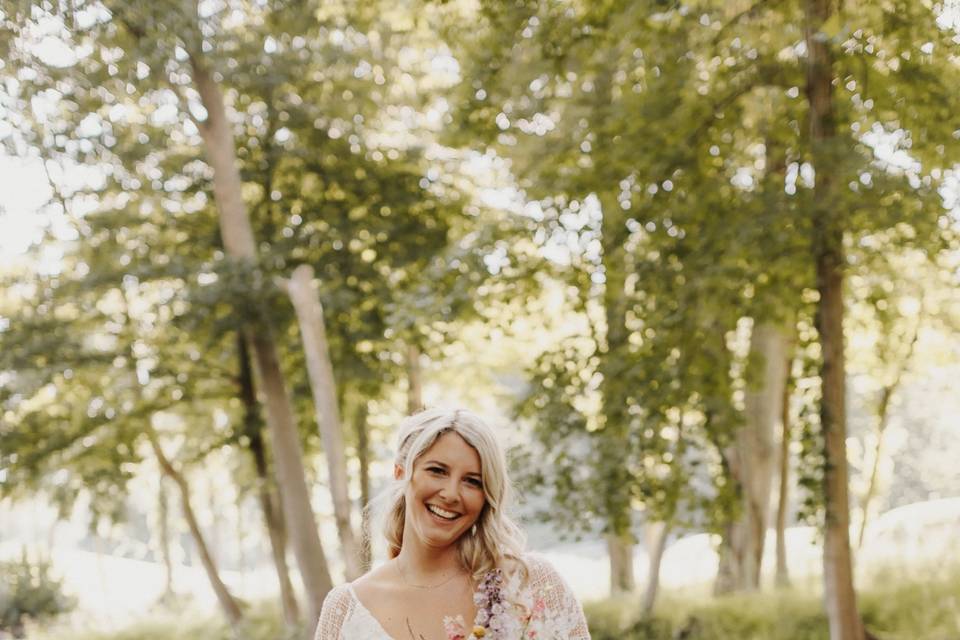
[396,558,465,590]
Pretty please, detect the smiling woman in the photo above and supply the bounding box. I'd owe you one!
[314,407,591,640]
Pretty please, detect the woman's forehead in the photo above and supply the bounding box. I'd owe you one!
[420,431,482,471]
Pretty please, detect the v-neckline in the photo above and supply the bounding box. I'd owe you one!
[346,582,479,640]
[347,583,401,640]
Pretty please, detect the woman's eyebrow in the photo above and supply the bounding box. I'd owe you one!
[423,460,482,478]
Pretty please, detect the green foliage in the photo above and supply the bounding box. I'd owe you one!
[584,563,960,640]
[0,554,74,637]
[32,601,302,640]
[445,0,960,551]
[859,564,960,640]
[0,0,511,526]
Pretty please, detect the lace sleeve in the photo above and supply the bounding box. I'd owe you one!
[314,584,354,640]
[525,554,591,639]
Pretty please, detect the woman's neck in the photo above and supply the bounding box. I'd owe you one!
[394,532,463,581]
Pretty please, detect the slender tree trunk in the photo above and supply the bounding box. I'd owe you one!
[147,430,243,627]
[606,534,636,595]
[856,323,919,548]
[599,189,635,595]
[118,286,242,622]
[406,343,424,415]
[190,54,333,625]
[710,398,745,596]
[235,492,247,595]
[590,58,635,593]
[814,220,863,640]
[158,476,176,601]
[253,432,302,626]
[856,389,889,550]
[720,322,791,591]
[641,521,670,616]
[284,265,362,580]
[805,1,865,636]
[354,401,373,571]
[238,336,301,626]
[208,476,222,568]
[776,355,793,588]
[715,517,745,594]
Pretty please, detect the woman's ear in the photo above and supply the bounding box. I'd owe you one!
[394,463,404,480]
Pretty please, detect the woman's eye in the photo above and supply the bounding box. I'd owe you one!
[466,478,482,488]
[427,467,445,475]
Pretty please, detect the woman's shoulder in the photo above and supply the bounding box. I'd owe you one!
[494,552,567,595]
[518,551,562,580]
[315,584,357,640]
[350,560,402,602]
[320,582,355,611]
[515,552,583,599]
[506,553,592,639]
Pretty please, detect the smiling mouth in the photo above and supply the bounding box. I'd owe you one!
[426,504,461,521]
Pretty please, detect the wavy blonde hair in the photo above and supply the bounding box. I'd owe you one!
[378,407,527,580]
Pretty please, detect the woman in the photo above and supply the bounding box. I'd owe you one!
[315,407,591,640]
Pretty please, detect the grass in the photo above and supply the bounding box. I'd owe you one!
[858,564,960,640]
[28,601,305,640]
[585,562,960,640]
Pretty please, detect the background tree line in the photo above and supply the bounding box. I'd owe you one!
[0,1,958,640]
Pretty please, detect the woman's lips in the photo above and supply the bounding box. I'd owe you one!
[425,503,461,522]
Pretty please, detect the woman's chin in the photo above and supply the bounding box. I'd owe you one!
[416,521,466,547]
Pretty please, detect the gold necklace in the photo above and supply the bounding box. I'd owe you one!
[396,559,464,590]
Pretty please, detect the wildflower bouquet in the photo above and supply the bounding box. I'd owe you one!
[442,569,551,640]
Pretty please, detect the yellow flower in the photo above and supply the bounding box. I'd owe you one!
[472,625,486,637]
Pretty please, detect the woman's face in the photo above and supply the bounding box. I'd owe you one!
[400,431,486,550]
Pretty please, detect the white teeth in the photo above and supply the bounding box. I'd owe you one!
[426,504,459,519]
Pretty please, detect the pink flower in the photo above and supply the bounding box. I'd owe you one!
[531,598,545,615]
[443,614,467,640]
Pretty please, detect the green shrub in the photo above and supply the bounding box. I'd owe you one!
[32,601,306,640]
[585,588,828,640]
[583,567,960,640]
[0,554,75,638]
[859,563,960,640]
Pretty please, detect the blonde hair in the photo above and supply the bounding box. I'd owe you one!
[379,407,527,580]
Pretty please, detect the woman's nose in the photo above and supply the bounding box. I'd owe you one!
[438,477,460,501]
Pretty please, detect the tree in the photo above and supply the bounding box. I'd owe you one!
[444,0,805,596]
[1,3,514,624]
[236,335,300,626]
[282,264,361,580]
[803,0,862,634]
[445,0,960,618]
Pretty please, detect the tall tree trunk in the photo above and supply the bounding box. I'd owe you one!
[606,534,636,595]
[776,355,793,588]
[158,476,176,602]
[640,521,670,616]
[406,343,424,415]
[599,189,635,595]
[856,322,919,548]
[147,429,243,627]
[720,322,791,591]
[354,401,373,571]
[284,265,362,580]
[190,54,333,625]
[805,1,865,637]
[254,432,302,626]
[238,336,301,626]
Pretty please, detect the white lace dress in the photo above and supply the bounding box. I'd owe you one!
[314,554,591,640]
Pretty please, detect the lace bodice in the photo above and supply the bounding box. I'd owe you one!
[314,554,591,640]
